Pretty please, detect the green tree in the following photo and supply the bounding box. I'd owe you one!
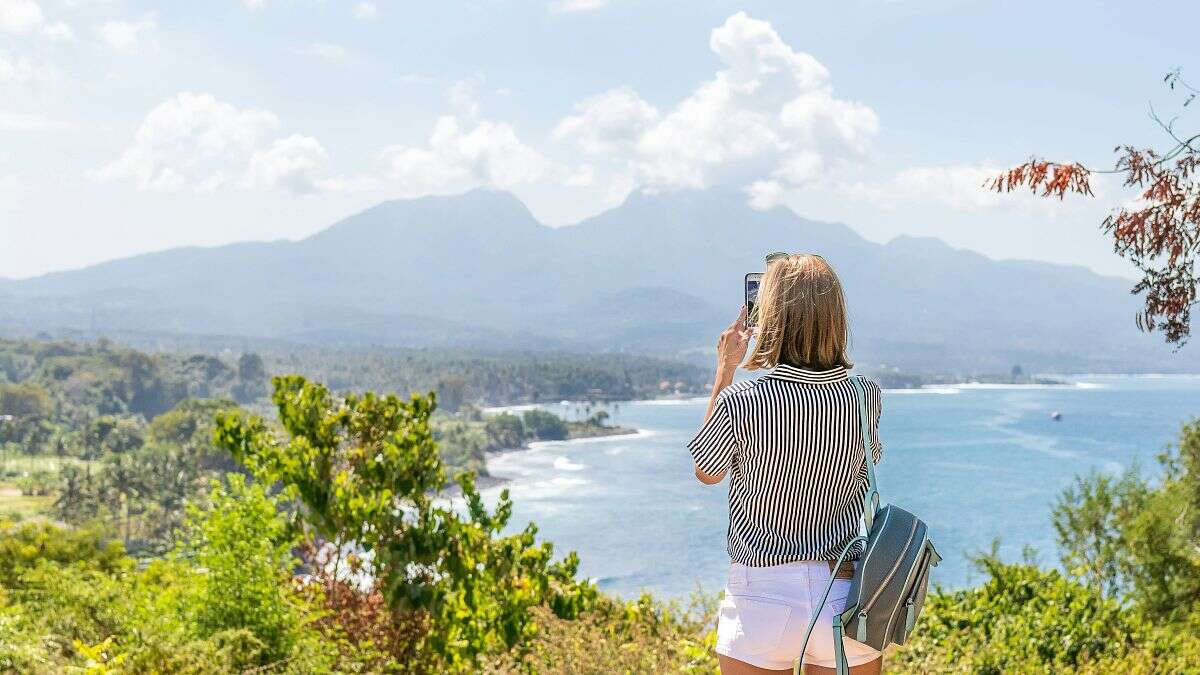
[432,419,488,475]
[54,464,101,524]
[484,412,526,449]
[522,409,568,441]
[179,475,301,665]
[892,554,1134,674]
[0,520,127,588]
[232,353,268,404]
[0,382,52,419]
[435,374,468,414]
[84,415,145,458]
[1053,419,1200,622]
[214,376,596,669]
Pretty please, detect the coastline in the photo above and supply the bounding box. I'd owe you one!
[478,374,1131,412]
[459,424,642,494]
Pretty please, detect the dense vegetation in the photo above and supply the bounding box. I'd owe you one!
[0,372,715,673]
[2,336,1198,672]
[892,420,1200,673]
[255,345,706,409]
[0,338,636,554]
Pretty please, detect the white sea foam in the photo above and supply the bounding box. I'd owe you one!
[636,396,710,406]
[519,475,591,500]
[553,456,585,471]
[480,403,543,414]
[887,380,1106,395]
[884,386,961,395]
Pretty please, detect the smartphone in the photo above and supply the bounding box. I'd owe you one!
[745,273,763,326]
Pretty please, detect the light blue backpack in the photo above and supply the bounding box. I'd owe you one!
[794,376,941,675]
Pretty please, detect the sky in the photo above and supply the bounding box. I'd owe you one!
[1,0,1198,279]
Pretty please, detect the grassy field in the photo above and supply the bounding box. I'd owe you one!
[0,454,95,521]
[0,488,53,520]
[0,455,94,476]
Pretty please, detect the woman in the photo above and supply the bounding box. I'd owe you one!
[688,254,884,675]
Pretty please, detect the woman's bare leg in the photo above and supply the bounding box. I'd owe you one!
[718,654,883,675]
[803,656,882,675]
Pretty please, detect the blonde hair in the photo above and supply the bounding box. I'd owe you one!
[744,254,852,371]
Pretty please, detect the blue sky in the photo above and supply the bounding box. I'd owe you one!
[2,0,1197,278]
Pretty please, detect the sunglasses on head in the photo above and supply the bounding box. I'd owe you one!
[764,252,824,264]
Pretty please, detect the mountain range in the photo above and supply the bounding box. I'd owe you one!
[2,187,1195,374]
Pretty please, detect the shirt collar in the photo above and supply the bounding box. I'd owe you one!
[765,363,849,384]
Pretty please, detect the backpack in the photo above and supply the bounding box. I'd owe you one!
[794,376,941,675]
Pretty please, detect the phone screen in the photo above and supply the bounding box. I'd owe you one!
[745,273,763,326]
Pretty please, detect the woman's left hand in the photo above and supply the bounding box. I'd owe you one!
[716,306,753,371]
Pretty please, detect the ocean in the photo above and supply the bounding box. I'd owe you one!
[480,375,1200,600]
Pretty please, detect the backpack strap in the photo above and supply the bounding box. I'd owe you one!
[793,535,867,675]
[793,376,880,674]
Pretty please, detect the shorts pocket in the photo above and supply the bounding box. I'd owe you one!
[717,594,793,657]
[826,580,851,613]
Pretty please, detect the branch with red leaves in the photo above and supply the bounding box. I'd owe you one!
[988,160,1095,199]
[989,147,1199,345]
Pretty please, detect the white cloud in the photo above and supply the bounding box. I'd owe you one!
[377,76,593,196]
[0,1,74,41]
[380,116,558,196]
[352,1,377,20]
[448,75,484,118]
[41,20,73,41]
[549,0,608,13]
[243,0,266,10]
[0,173,22,210]
[553,87,659,154]
[93,92,342,194]
[0,53,36,82]
[842,163,1109,217]
[554,12,878,203]
[244,134,341,193]
[0,0,43,34]
[96,16,155,52]
[745,179,785,210]
[300,42,356,64]
[0,111,72,131]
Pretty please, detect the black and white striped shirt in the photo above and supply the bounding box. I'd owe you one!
[688,364,883,566]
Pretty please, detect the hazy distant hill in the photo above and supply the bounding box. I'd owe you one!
[2,188,1195,373]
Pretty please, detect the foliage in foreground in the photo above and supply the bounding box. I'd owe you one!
[4,363,1200,673]
[0,479,359,673]
[893,418,1200,674]
[891,554,1200,674]
[213,375,600,670]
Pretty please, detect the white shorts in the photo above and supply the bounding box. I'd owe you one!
[715,561,882,671]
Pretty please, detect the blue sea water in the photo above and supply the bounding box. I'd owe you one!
[481,375,1200,600]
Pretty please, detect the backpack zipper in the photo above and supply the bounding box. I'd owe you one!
[883,537,930,642]
[860,518,919,617]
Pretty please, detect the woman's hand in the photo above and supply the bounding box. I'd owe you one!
[716,305,753,372]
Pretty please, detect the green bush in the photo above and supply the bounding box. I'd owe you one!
[891,555,1132,673]
[0,520,126,588]
[1054,419,1200,621]
[215,376,598,670]
[522,409,568,441]
[484,412,526,449]
[177,474,304,664]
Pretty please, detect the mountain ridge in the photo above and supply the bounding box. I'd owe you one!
[1,188,1192,373]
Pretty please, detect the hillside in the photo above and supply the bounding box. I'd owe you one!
[2,188,1193,373]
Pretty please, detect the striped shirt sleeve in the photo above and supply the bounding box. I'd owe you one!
[688,394,739,476]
